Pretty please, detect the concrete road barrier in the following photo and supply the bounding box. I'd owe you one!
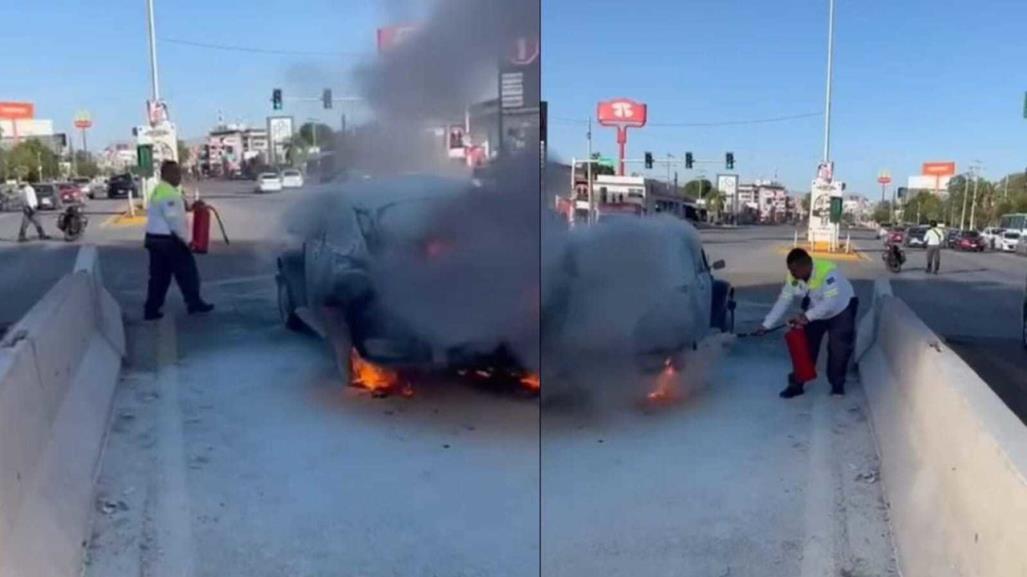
[0,246,124,577]
[859,284,1027,577]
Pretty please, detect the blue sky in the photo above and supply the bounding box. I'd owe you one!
[544,0,1027,196]
[0,0,426,149]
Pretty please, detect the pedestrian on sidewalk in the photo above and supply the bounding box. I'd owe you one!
[754,248,859,398]
[924,220,944,274]
[17,181,50,242]
[143,160,214,321]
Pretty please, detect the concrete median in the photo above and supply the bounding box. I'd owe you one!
[0,246,124,577]
[859,282,1027,577]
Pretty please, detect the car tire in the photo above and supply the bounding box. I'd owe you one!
[277,275,304,332]
[324,308,353,386]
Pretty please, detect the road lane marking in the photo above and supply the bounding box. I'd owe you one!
[142,315,196,577]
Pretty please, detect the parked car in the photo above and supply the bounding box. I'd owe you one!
[57,182,86,205]
[281,169,304,189]
[945,228,962,248]
[276,175,537,386]
[72,177,94,199]
[0,183,22,212]
[257,172,283,193]
[1000,230,1023,252]
[34,183,59,210]
[981,227,1005,250]
[905,226,928,248]
[107,174,138,199]
[954,230,987,252]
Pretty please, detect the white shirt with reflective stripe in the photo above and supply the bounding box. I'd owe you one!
[763,266,856,328]
[925,227,944,246]
[145,185,189,240]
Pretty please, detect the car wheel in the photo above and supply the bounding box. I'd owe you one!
[323,308,353,385]
[277,275,303,331]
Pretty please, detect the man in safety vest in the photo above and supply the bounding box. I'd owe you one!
[143,161,213,320]
[754,248,858,398]
[924,220,944,274]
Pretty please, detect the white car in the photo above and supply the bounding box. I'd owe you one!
[257,172,283,193]
[981,227,1005,250]
[281,169,304,188]
[1000,230,1022,252]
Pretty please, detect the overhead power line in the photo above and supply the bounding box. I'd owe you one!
[159,37,369,57]
[552,111,823,128]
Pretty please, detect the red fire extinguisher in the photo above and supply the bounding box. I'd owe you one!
[189,199,229,254]
[784,326,817,383]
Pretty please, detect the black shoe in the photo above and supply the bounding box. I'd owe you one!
[40,234,52,240]
[779,384,805,399]
[17,237,28,243]
[187,302,214,315]
[144,311,163,321]
[831,386,846,396]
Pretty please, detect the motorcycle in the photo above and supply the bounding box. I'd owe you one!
[56,204,89,242]
[882,242,905,273]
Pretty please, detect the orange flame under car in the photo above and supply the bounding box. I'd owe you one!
[521,372,540,392]
[350,349,412,398]
[647,358,678,403]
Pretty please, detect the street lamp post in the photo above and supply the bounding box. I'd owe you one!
[822,0,835,164]
[146,0,160,101]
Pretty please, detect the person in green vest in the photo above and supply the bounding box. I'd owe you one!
[754,248,858,398]
[143,160,213,320]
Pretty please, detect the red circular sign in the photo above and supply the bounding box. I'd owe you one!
[510,37,539,65]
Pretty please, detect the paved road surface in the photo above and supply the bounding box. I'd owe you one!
[542,226,897,576]
[76,179,540,576]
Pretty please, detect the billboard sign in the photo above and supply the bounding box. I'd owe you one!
[135,121,179,166]
[0,102,34,120]
[717,174,739,214]
[377,25,418,53]
[147,100,169,127]
[877,169,891,185]
[267,116,294,164]
[922,161,956,176]
[597,99,648,128]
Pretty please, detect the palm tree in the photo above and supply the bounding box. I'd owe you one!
[705,188,726,221]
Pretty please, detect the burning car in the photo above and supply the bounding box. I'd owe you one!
[277,174,537,395]
[542,215,735,376]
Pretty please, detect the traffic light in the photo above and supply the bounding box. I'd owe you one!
[644,152,653,169]
[726,152,735,170]
[685,152,694,169]
[272,89,283,110]
[323,89,333,110]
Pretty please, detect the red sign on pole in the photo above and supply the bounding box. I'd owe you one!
[922,162,956,176]
[597,98,648,176]
[877,176,891,185]
[377,25,418,53]
[0,101,34,120]
[509,37,539,65]
[597,98,648,128]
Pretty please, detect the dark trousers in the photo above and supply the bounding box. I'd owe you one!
[19,206,45,239]
[804,297,859,390]
[144,234,202,314]
[926,246,941,273]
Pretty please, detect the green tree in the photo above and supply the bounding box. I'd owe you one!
[907,191,944,224]
[684,179,713,198]
[297,122,336,151]
[74,150,99,178]
[704,188,726,219]
[177,140,192,165]
[872,201,893,224]
[7,139,59,182]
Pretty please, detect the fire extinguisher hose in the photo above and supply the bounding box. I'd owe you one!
[207,204,230,246]
[736,324,787,338]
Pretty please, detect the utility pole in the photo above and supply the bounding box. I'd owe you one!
[586,116,594,225]
[146,0,160,101]
[822,0,835,163]
[970,167,980,230]
[960,170,970,230]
